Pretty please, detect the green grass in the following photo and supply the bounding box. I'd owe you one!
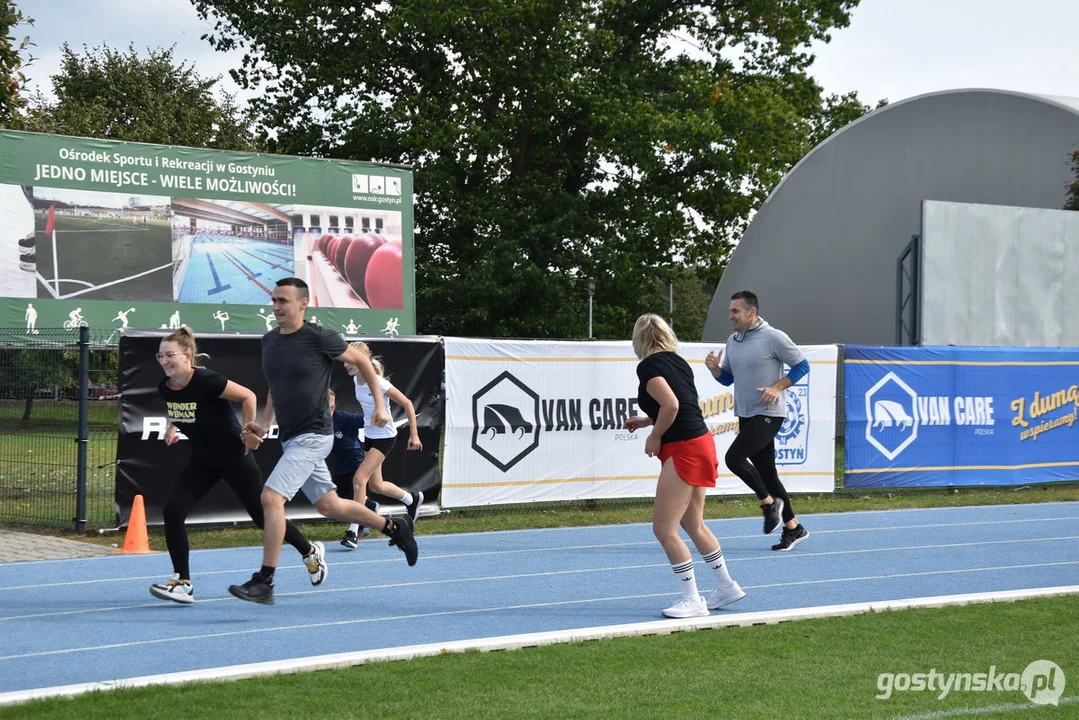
[0,398,119,426]
[0,402,117,527]
[3,595,1074,719]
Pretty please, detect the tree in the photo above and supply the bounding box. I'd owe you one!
[194,0,870,338]
[594,267,713,343]
[0,0,32,127]
[809,92,887,150]
[1067,149,1079,211]
[22,44,254,151]
[0,347,77,423]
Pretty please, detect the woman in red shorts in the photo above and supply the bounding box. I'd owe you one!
[625,314,745,618]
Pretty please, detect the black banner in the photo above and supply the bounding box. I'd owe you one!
[116,331,444,526]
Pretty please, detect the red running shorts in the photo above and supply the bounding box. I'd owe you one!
[657,433,718,488]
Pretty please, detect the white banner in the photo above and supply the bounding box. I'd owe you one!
[442,338,837,508]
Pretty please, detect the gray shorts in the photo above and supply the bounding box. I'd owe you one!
[265,433,337,503]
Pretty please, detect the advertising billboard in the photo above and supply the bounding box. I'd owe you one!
[0,130,415,339]
[443,339,837,507]
[845,345,1079,486]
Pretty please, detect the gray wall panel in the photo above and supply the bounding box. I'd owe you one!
[920,201,1079,346]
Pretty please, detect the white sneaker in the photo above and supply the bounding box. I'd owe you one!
[662,594,709,618]
[304,541,328,586]
[150,575,194,604]
[706,582,746,610]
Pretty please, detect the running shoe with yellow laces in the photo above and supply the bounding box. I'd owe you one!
[303,541,328,585]
[150,574,194,604]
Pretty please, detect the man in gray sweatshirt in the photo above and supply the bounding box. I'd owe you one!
[705,291,810,551]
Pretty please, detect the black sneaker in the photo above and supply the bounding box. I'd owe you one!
[387,515,418,566]
[364,497,380,513]
[762,498,784,535]
[228,573,275,605]
[340,529,359,549]
[771,524,809,552]
[405,490,424,522]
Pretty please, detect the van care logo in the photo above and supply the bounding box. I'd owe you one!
[471,371,540,471]
[863,371,996,460]
[865,372,919,460]
[470,372,640,472]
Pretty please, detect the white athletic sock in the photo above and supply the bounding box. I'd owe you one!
[347,522,360,534]
[700,546,733,586]
[399,491,413,506]
[671,559,699,600]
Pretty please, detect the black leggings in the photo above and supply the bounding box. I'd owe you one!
[724,415,795,523]
[163,453,312,579]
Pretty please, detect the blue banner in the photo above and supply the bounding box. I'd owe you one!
[844,345,1079,486]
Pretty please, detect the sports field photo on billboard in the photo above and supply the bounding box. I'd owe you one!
[28,185,172,302]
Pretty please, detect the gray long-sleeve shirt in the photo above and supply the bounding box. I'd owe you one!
[720,318,806,419]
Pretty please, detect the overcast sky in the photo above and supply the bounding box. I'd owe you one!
[21,0,1079,107]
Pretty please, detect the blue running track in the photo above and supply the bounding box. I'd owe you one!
[1,503,1076,698]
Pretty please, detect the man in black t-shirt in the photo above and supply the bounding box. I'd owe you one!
[227,278,419,606]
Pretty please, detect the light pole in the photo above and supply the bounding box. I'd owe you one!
[587,277,596,339]
[669,280,674,332]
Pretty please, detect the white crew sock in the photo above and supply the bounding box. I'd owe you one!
[347,522,360,534]
[700,546,733,586]
[671,559,699,600]
[399,491,413,506]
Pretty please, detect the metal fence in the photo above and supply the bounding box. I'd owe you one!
[0,327,118,531]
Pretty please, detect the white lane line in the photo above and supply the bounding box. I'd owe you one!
[2,531,1076,594]
[748,561,1079,590]
[0,591,679,661]
[4,505,1078,570]
[890,696,1078,719]
[0,561,671,621]
[1,555,1076,630]
[786,516,1079,535]
[1,585,1076,707]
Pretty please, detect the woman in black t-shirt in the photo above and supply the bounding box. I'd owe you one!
[624,314,745,619]
[149,327,324,604]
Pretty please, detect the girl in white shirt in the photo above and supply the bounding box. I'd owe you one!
[341,342,424,545]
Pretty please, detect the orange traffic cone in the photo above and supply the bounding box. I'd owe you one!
[114,494,154,554]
